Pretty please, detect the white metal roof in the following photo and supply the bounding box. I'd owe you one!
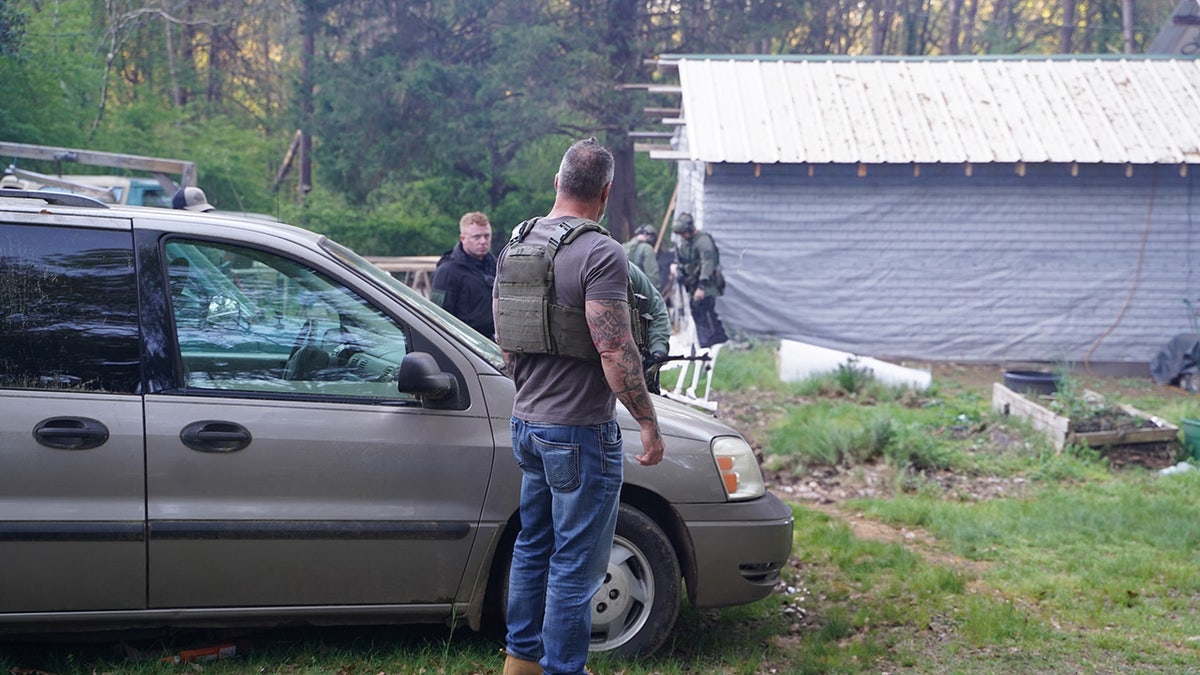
[659,56,1200,165]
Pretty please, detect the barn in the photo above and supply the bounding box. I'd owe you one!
[644,55,1200,371]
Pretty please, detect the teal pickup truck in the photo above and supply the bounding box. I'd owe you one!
[0,172,172,207]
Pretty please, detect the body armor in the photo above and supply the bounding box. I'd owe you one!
[495,218,645,361]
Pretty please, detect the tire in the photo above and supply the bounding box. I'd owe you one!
[494,503,682,658]
[589,504,681,658]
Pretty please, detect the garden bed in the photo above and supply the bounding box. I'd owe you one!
[991,382,1179,452]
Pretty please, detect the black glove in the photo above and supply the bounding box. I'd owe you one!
[644,351,669,369]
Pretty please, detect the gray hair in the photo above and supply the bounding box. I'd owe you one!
[556,137,614,202]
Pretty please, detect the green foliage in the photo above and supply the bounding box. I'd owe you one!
[185,121,285,215]
[766,401,896,470]
[0,1,96,145]
[0,1,27,58]
[709,339,784,391]
[487,134,572,232]
[790,363,926,404]
[634,151,676,226]
[281,182,457,256]
[1046,371,1121,422]
[883,421,956,472]
[836,357,874,394]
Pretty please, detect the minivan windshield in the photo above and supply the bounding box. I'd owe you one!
[322,238,506,372]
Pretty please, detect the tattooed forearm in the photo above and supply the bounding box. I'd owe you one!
[587,298,659,425]
[584,298,665,466]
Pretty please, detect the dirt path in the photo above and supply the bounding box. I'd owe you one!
[800,499,992,579]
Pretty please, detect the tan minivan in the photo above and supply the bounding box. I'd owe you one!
[0,190,793,657]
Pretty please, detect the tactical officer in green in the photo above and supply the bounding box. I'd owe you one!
[629,261,670,393]
[623,224,661,293]
[672,212,728,348]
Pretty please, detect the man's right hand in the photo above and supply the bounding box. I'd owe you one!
[636,425,664,466]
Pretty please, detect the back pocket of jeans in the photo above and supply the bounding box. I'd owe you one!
[533,434,580,492]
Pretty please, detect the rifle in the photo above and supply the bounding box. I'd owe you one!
[643,352,712,395]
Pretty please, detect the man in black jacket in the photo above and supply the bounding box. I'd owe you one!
[431,211,497,338]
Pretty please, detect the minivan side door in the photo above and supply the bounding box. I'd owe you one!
[142,235,496,609]
[0,219,146,612]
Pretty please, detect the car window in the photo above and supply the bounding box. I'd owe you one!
[138,186,171,208]
[323,238,506,371]
[0,223,140,393]
[164,238,415,401]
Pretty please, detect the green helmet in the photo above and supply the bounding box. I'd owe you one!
[673,213,695,234]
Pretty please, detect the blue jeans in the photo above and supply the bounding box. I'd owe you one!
[505,417,623,675]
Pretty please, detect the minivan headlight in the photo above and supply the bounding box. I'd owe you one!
[711,436,765,501]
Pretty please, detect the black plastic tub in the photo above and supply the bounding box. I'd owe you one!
[1003,370,1060,397]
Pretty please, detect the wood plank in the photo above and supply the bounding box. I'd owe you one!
[1071,427,1180,447]
[364,255,439,272]
[363,256,440,299]
[0,142,196,182]
[1067,391,1179,447]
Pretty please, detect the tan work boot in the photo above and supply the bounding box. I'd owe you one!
[501,652,542,675]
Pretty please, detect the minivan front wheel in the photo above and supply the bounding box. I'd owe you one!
[589,504,681,657]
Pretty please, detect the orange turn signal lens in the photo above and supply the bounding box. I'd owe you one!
[722,472,738,494]
[716,455,738,494]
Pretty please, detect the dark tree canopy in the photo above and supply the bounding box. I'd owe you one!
[0,0,1180,253]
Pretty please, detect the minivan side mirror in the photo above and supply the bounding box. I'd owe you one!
[395,352,457,401]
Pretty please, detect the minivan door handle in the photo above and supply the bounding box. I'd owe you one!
[180,421,252,453]
[33,417,110,450]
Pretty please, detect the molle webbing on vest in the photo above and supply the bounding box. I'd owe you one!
[496,218,642,362]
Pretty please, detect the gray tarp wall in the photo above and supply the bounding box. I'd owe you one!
[677,161,1200,365]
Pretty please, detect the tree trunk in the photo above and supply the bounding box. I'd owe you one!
[299,0,317,196]
[871,0,892,54]
[961,0,979,52]
[945,0,962,54]
[603,0,639,241]
[164,10,182,108]
[1060,0,1077,52]
[903,0,921,54]
[609,139,637,241]
[1122,0,1135,53]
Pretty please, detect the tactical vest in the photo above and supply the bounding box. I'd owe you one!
[495,217,645,362]
[677,230,725,294]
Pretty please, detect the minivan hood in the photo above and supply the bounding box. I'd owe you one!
[623,395,744,443]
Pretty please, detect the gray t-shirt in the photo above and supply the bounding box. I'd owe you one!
[495,217,630,425]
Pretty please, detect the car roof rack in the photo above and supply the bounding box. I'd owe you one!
[0,188,110,208]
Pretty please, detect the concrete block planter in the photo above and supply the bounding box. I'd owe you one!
[991,383,1178,452]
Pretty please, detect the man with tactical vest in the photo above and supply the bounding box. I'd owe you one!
[492,138,664,675]
[672,212,729,348]
[623,224,661,293]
